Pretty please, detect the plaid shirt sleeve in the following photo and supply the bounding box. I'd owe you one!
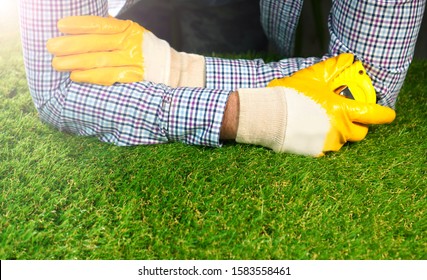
[328,0,425,108]
[206,0,425,108]
[108,0,140,16]
[19,0,230,147]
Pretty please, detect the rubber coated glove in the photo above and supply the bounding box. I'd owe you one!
[236,53,396,156]
[46,16,205,87]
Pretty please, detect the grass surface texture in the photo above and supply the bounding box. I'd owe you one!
[1,20,426,260]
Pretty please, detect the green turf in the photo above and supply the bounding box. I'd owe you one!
[1,30,426,260]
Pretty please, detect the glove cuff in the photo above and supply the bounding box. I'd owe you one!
[236,88,287,152]
[169,49,206,88]
[236,87,331,156]
[143,31,172,85]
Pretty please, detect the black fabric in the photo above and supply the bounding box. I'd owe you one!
[118,0,268,54]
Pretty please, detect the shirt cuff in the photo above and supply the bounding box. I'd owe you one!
[166,87,231,147]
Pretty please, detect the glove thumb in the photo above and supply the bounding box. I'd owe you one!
[57,16,132,35]
[346,100,396,125]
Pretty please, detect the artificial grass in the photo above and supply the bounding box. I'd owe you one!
[1,33,426,260]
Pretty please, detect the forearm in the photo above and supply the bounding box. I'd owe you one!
[220,91,239,140]
[205,56,324,91]
[206,0,425,109]
[19,0,230,147]
[328,0,426,108]
[54,82,230,147]
[19,0,109,110]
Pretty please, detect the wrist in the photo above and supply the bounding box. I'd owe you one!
[220,91,239,140]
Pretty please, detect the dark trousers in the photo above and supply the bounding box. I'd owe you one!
[118,0,268,53]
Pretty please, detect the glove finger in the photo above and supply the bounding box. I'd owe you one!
[290,53,355,82]
[58,16,131,35]
[347,123,369,142]
[52,51,140,71]
[70,67,144,86]
[322,53,355,82]
[47,33,124,56]
[345,100,396,125]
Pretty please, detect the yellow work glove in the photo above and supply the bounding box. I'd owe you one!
[47,16,205,87]
[236,53,396,156]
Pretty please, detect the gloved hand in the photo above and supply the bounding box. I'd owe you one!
[47,16,205,87]
[236,53,396,156]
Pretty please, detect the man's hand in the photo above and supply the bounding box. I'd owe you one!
[47,16,204,87]
[267,53,396,156]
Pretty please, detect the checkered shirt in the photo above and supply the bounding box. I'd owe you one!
[19,0,425,147]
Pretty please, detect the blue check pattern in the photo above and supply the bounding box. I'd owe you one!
[19,0,425,147]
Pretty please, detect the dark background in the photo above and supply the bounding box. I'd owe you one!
[118,0,426,58]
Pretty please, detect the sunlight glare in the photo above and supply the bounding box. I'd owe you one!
[0,0,20,36]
